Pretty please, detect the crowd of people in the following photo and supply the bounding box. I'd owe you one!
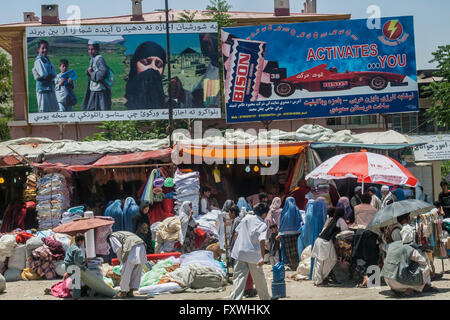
[11,176,448,300]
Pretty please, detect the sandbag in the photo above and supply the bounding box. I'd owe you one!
[0,235,16,263]
[4,268,22,282]
[0,273,5,293]
[53,260,66,277]
[8,244,27,271]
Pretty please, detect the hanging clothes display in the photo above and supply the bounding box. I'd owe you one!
[174,170,200,216]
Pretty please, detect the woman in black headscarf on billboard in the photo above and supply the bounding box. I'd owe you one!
[125,41,168,110]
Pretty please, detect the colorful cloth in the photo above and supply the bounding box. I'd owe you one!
[28,246,56,280]
[16,232,35,244]
[42,237,65,260]
[50,277,72,298]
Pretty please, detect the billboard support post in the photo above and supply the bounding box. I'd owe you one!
[164,0,174,148]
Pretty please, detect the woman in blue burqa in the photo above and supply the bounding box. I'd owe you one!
[125,41,168,110]
[278,197,304,270]
[297,198,327,266]
[122,197,139,232]
[236,197,252,217]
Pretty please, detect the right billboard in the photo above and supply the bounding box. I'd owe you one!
[222,16,418,123]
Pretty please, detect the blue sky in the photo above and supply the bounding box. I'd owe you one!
[1,0,448,69]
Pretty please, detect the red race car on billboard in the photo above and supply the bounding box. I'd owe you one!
[273,64,408,97]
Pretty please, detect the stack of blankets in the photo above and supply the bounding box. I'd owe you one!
[36,174,70,229]
[174,170,200,215]
[23,173,38,202]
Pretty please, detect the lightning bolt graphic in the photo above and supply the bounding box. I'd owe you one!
[387,20,398,39]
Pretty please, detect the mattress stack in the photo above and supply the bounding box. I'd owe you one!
[173,170,200,215]
[36,174,70,230]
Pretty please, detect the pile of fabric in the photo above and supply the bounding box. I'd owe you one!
[36,173,70,229]
[0,229,71,282]
[137,251,226,295]
[174,170,200,216]
[0,202,38,233]
[23,173,38,202]
[60,206,84,225]
[335,230,355,262]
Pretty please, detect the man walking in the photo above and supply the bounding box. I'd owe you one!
[228,203,271,300]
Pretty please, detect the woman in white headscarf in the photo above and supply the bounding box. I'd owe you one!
[179,201,198,254]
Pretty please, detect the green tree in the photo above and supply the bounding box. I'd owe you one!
[425,45,450,129]
[205,0,232,28]
[84,120,188,141]
[179,10,198,22]
[442,160,450,181]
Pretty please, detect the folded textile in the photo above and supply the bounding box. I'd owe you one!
[138,282,183,295]
[42,237,65,260]
[28,245,57,279]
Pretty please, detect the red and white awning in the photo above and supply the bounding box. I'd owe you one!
[306,151,418,187]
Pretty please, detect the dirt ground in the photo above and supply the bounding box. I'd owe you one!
[2,259,450,301]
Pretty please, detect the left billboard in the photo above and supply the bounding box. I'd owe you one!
[26,23,221,124]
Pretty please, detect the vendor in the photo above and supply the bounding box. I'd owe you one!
[63,234,86,299]
[381,219,436,296]
[200,186,217,215]
[439,180,450,218]
[132,201,150,233]
[179,201,198,254]
[107,231,146,298]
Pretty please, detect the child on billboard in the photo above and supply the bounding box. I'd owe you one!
[54,59,78,112]
[32,39,59,113]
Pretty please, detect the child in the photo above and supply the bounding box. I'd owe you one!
[54,59,77,112]
[268,224,281,266]
[32,39,58,113]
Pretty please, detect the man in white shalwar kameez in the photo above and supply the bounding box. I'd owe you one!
[228,203,271,300]
[108,231,146,298]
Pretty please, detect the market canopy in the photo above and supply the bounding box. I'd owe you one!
[31,148,173,171]
[177,142,308,161]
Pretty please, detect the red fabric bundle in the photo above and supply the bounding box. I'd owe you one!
[148,202,174,225]
[16,231,35,244]
[245,273,254,290]
[42,237,66,261]
[162,199,174,213]
[194,228,207,249]
[0,203,27,233]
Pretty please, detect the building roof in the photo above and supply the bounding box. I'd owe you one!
[417,69,444,84]
[0,9,350,53]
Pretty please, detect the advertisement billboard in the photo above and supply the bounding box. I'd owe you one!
[26,23,221,123]
[222,16,419,123]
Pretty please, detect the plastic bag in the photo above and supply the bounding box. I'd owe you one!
[53,260,66,277]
